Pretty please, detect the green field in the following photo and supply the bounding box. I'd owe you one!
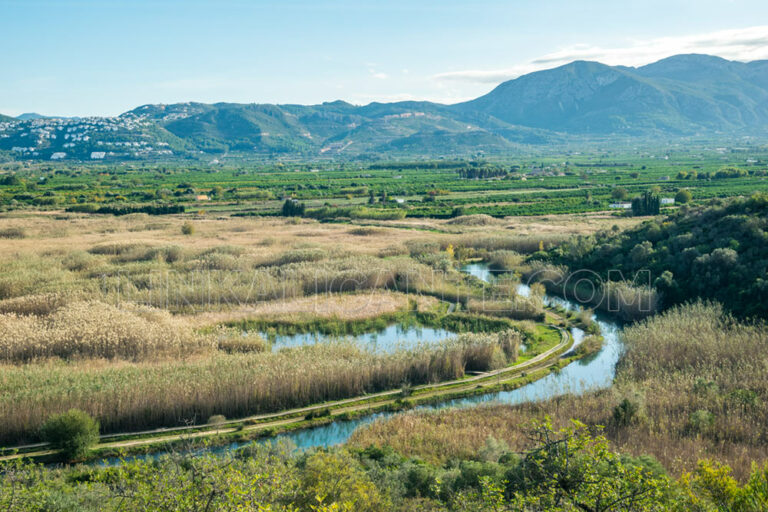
[2,145,768,218]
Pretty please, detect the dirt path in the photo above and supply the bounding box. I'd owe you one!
[0,319,571,462]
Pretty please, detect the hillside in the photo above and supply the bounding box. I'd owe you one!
[1,54,767,161]
[549,193,768,318]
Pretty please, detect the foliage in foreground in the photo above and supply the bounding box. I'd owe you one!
[3,420,768,511]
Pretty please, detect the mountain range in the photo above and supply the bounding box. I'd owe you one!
[1,54,767,161]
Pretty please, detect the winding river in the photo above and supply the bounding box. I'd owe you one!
[98,263,623,463]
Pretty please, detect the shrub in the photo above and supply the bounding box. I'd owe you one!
[613,398,639,427]
[181,222,195,235]
[675,189,692,204]
[207,414,226,425]
[0,227,26,239]
[689,409,715,434]
[305,408,332,420]
[40,409,99,460]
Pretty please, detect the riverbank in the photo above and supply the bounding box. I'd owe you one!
[1,310,583,464]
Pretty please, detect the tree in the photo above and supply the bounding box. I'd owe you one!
[611,187,629,201]
[675,189,693,204]
[282,199,305,216]
[497,419,669,511]
[451,206,466,218]
[631,191,660,216]
[40,409,99,461]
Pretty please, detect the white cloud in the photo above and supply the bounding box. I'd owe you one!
[435,25,768,84]
[371,72,389,80]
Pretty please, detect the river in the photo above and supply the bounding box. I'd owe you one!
[97,262,623,463]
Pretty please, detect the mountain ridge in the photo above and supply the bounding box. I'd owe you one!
[1,54,767,160]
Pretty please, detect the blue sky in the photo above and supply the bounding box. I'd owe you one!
[2,0,768,117]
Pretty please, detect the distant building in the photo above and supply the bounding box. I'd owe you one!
[50,152,66,160]
[90,151,106,159]
[661,198,675,205]
[609,202,632,209]
[195,195,210,201]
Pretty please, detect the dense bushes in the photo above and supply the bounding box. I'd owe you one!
[66,204,185,215]
[39,409,99,460]
[549,193,768,318]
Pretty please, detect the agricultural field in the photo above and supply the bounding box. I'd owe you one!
[2,145,768,220]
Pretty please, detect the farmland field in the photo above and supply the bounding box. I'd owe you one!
[3,145,767,219]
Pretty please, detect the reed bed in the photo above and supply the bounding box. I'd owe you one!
[445,214,503,226]
[524,261,660,321]
[0,333,518,444]
[465,296,544,321]
[0,301,214,362]
[486,250,524,271]
[351,302,768,479]
[448,234,567,254]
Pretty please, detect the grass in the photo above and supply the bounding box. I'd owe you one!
[0,332,526,445]
[351,301,768,480]
[0,301,215,362]
[0,213,591,446]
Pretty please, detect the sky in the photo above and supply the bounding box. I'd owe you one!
[2,0,768,117]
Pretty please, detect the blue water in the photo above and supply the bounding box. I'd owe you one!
[95,262,622,465]
[264,323,456,353]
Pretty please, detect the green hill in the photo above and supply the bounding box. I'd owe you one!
[550,193,768,318]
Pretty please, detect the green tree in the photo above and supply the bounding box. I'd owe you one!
[675,189,693,204]
[40,409,99,461]
[611,187,629,201]
[282,199,305,216]
[499,419,669,511]
[631,191,660,216]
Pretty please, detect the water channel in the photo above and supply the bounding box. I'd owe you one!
[97,262,623,463]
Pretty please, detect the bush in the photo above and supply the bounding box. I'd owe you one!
[207,414,226,425]
[181,222,195,235]
[675,189,692,204]
[0,227,26,239]
[613,398,639,427]
[689,409,715,434]
[40,409,99,460]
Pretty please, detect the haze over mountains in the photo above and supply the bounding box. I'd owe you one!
[2,54,767,161]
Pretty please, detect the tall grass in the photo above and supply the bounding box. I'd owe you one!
[0,301,214,362]
[449,234,566,254]
[0,333,518,444]
[351,302,768,479]
[524,261,659,321]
